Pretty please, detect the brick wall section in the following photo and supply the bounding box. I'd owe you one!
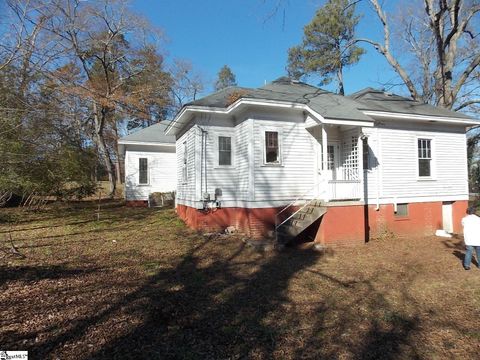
[368,203,441,238]
[314,205,366,246]
[176,200,468,245]
[246,208,278,238]
[368,200,468,238]
[452,200,468,234]
[176,205,295,237]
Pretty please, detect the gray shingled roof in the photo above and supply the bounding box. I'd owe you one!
[189,77,373,122]
[189,78,476,122]
[119,121,175,144]
[349,87,473,119]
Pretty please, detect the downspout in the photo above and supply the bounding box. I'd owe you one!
[198,125,208,206]
[200,127,204,202]
[375,127,380,211]
[204,129,208,197]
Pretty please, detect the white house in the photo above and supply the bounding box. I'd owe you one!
[164,77,479,246]
[119,121,176,206]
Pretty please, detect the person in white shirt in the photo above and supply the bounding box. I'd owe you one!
[461,207,480,270]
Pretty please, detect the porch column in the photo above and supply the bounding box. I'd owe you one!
[358,133,365,202]
[321,124,329,201]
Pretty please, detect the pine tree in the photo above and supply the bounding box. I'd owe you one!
[215,65,237,91]
[287,0,364,95]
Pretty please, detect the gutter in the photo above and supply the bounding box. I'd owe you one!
[117,141,176,147]
[362,110,479,126]
[376,127,380,211]
[166,98,375,135]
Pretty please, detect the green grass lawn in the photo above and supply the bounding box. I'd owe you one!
[1,201,480,359]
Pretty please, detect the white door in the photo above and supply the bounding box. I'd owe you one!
[442,201,454,233]
[312,127,339,199]
[325,143,339,180]
[312,128,339,178]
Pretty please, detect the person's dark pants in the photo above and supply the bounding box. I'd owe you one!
[464,245,480,268]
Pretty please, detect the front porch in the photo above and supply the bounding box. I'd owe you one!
[307,122,366,202]
[327,180,363,201]
[274,122,367,244]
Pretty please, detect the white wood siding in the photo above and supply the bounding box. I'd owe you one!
[252,113,316,201]
[176,128,197,202]
[192,117,251,202]
[203,125,240,201]
[362,127,380,201]
[363,122,468,202]
[124,146,176,201]
[175,110,319,207]
[234,119,251,199]
[174,111,469,208]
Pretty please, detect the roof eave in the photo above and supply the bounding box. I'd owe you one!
[362,110,478,125]
[166,98,375,135]
[118,140,176,146]
[323,117,375,127]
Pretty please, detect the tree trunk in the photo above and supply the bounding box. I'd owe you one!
[93,102,116,198]
[337,67,345,96]
[115,157,122,185]
[112,121,122,184]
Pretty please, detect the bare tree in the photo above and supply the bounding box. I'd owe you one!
[30,0,172,197]
[357,0,480,111]
[170,59,205,112]
[0,0,38,71]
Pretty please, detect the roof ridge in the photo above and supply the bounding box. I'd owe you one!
[348,87,385,99]
[186,85,254,106]
[262,77,325,90]
[119,120,175,143]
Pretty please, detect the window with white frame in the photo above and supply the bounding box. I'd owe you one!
[218,136,232,166]
[418,138,432,177]
[139,158,148,184]
[182,141,188,183]
[265,131,280,164]
[327,145,335,170]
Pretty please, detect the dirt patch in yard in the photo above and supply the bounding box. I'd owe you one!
[1,201,479,359]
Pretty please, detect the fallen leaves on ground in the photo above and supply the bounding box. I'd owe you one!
[1,200,479,359]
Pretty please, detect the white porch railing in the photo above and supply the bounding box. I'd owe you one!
[328,180,362,200]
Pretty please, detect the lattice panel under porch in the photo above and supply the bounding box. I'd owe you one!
[342,135,359,180]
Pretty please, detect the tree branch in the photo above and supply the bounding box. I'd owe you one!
[453,52,480,100]
[363,0,420,100]
[454,99,480,111]
[443,0,461,49]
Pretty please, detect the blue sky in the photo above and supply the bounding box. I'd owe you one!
[132,0,404,96]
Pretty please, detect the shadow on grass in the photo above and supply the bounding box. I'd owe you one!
[0,200,427,359]
[0,219,99,234]
[12,223,138,247]
[441,237,479,268]
[0,265,99,287]
[15,242,421,359]
[0,199,159,228]
[10,238,320,359]
[294,268,421,359]
[0,202,173,249]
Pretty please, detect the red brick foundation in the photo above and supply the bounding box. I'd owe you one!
[176,200,468,245]
[176,205,292,238]
[314,205,366,246]
[367,200,468,239]
[126,200,148,207]
[452,200,468,234]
